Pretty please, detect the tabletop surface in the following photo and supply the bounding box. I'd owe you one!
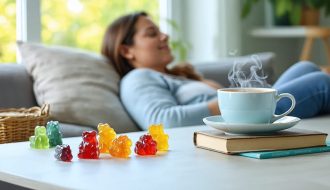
[0,116,330,190]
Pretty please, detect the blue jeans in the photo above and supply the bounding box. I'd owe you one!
[273,61,330,118]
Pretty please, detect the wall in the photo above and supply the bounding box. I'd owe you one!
[173,0,329,78]
[178,0,220,62]
[177,0,241,63]
[240,1,300,77]
[241,1,330,76]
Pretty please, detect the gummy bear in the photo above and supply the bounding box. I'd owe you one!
[109,135,132,158]
[54,144,73,162]
[46,121,63,147]
[29,126,49,149]
[134,134,157,156]
[97,123,116,153]
[78,131,100,159]
[148,124,169,151]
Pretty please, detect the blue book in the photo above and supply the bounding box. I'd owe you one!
[239,141,330,159]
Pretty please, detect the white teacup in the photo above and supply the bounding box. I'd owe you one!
[218,88,296,124]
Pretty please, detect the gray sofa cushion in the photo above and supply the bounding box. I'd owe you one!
[0,64,37,108]
[59,123,94,137]
[0,49,276,137]
[18,42,139,133]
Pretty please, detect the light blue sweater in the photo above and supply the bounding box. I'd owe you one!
[120,68,217,130]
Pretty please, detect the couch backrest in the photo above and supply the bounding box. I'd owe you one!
[193,52,275,87]
[0,51,275,133]
[0,64,37,108]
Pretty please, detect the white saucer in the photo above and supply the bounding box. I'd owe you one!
[202,115,300,134]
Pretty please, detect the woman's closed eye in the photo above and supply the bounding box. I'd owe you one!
[146,27,159,37]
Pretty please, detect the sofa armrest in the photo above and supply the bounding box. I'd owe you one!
[0,64,37,108]
[193,52,276,87]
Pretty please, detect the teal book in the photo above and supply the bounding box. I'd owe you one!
[239,142,330,159]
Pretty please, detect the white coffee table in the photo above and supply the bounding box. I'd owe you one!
[1,116,330,190]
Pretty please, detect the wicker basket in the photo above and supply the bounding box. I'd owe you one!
[0,104,49,144]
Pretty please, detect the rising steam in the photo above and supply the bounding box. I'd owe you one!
[228,54,271,88]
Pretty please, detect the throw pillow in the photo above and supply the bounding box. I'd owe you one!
[18,42,139,133]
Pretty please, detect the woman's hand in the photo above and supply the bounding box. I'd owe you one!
[208,99,220,115]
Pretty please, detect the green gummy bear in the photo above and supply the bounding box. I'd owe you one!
[29,126,49,149]
[46,121,63,147]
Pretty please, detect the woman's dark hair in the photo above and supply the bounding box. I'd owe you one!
[101,11,202,81]
[101,11,148,78]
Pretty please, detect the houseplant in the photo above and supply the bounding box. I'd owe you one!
[241,0,330,25]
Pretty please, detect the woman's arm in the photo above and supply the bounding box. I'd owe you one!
[201,78,223,89]
[169,63,223,90]
[120,69,212,130]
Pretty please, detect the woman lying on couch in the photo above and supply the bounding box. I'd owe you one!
[101,11,330,130]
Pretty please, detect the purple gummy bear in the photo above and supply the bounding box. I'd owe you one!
[54,144,73,162]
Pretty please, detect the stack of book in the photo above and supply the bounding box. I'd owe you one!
[193,128,330,159]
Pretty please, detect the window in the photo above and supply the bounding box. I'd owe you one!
[0,0,160,63]
[0,0,16,62]
[41,0,159,53]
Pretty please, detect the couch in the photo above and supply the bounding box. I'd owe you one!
[0,43,287,137]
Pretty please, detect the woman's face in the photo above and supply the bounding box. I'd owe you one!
[122,16,173,72]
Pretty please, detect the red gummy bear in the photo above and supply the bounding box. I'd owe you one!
[78,131,100,159]
[134,134,157,156]
[54,144,73,162]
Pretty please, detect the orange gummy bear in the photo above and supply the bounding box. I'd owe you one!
[148,124,169,151]
[109,135,132,158]
[97,123,116,153]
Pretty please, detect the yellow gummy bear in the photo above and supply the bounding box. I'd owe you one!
[109,135,132,158]
[97,123,116,153]
[148,124,169,151]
